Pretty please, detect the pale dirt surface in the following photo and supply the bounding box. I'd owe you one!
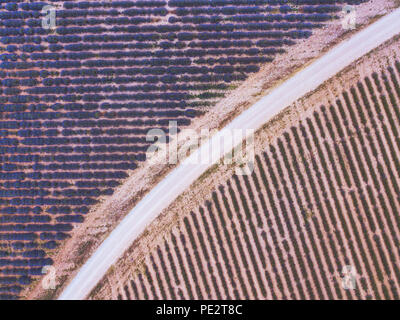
[100,34,400,300]
[23,0,397,300]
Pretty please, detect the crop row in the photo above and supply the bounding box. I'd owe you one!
[122,57,400,300]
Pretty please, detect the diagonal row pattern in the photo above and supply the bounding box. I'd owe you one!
[0,0,367,299]
[121,58,400,300]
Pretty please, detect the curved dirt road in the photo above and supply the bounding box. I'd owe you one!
[59,8,400,300]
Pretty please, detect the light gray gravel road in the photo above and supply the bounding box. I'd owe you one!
[59,8,400,300]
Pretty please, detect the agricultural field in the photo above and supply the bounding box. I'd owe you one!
[92,35,400,300]
[1,0,382,299]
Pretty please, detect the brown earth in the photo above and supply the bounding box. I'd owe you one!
[23,0,397,300]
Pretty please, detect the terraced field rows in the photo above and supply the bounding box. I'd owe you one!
[120,58,400,300]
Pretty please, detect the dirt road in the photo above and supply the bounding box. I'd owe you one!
[59,8,400,300]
